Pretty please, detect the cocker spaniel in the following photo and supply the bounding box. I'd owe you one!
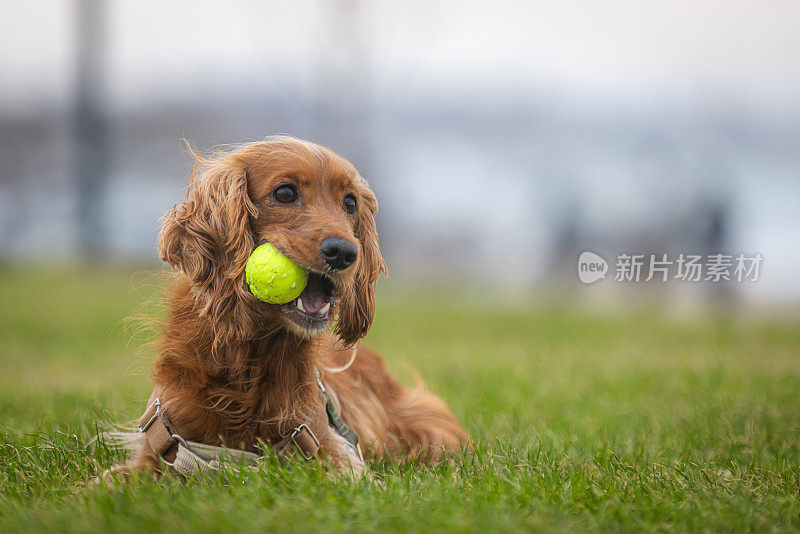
[111,136,469,477]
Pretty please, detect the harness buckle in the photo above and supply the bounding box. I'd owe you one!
[289,424,319,461]
[138,398,161,432]
[162,433,188,470]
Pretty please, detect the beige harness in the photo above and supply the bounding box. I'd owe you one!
[138,397,321,475]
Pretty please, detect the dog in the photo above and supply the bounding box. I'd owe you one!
[111,136,469,477]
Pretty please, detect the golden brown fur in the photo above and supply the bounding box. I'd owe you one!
[115,136,469,476]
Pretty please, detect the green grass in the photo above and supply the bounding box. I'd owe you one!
[1,266,799,532]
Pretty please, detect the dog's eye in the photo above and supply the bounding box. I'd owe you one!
[273,185,298,204]
[343,194,357,215]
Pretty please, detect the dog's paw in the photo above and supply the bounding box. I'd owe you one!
[91,464,132,486]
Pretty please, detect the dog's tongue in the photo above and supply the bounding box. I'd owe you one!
[296,274,332,316]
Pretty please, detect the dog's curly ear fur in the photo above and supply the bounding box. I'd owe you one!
[158,153,258,340]
[335,179,387,345]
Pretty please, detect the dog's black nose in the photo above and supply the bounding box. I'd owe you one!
[320,237,358,270]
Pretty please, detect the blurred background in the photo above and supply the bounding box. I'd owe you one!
[1,0,799,311]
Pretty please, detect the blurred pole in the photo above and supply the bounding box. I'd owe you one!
[311,0,374,181]
[74,0,109,259]
[702,199,735,309]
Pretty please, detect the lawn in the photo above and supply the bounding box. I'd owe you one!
[1,266,799,532]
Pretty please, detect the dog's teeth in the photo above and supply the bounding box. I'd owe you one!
[296,298,304,311]
[319,303,330,316]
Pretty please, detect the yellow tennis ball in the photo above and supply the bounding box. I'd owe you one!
[245,243,308,304]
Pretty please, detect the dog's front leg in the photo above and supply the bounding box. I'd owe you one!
[320,430,365,478]
[93,432,163,484]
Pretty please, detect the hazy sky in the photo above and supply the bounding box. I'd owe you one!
[2,0,800,115]
[2,1,798,303]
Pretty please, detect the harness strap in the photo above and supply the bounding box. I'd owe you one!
[137,399,320,475]
[166,428,321,477]
[137,372,360,476]
[138,398,175,457]
[272,424,321,461]
[171,437,262,475]
[317,376,360,450]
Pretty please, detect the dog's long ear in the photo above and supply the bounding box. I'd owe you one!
[158,153,258,339]
[335,179,387,345]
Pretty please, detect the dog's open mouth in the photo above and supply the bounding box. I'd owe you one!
[279,272,335,331]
